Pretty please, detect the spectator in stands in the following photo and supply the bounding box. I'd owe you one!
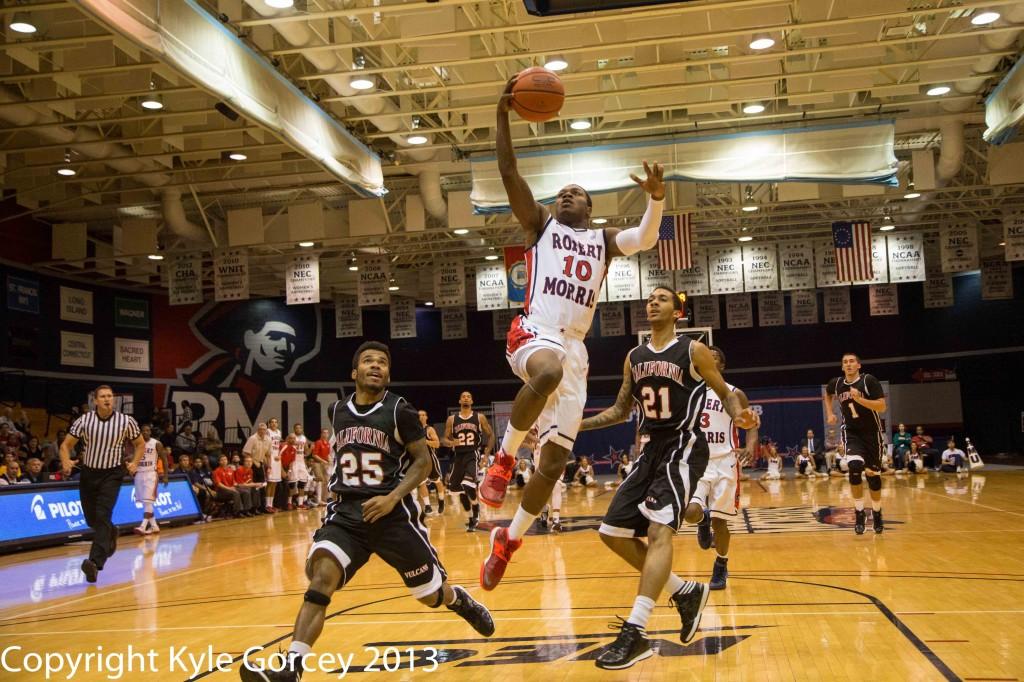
[0,408,12,429]
[941,438,966,473]
[175,423,198,456]
[159,422,177,453]
[310,428,331,508]
[13,407,31,436]
[241,422,273,512]
[20,436,44,460]
[179,400,194,430]
[618,453,633,482]
[213,454,254,517]
[178,454,211,520]
[514,458,532,488]
[912,425,940,469]
[1,460,25,485]
[204,427,223,468]
[235,454,265,512]
[573,456,596,487]
[279,434,298,511]
[800,429,825,473]
[22,457,48,484]
[906,442,926,474]
[795,446,815,478]
[892,423,912,470]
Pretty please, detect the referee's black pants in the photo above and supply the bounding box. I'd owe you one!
[80,465,125,569]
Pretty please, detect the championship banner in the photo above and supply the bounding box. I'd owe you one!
[630,299,651,333]
[742,243,778,292]
[434,256,465,308]
[492,308,517,340]
[693,295,720,329]
[708,246,744,294]
[869,283,899,316]
[1005,211,1024,261]
[675,247,709,296]
[757,291,784,327]
[357,255,390,306]
[606,255,641,301]
[854,235,889,285]
[214,249,249,302]
[779,241,816,291]
[940,221,979,273]
[924,236,943,277]
[639,251,674,294]
[726,293,753,328]
[475,264,508,311]
[823,287,851,323]
[504,245,527,305]
[923,275,954,308]
[59,284,94,321]
[167,258,202,306]
[60,331,94,367]
[389,296,416,338]
[791,289,819,325]
[334,294,362,338]
[286,254,320,305]
[599,303,626,337]
[887,231,926,282]
[442,306,468,340]
[114,337,150,372]
[814,238,842,288]
[981,255,1014,300]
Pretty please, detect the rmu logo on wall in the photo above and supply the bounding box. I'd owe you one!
[165,300,342,443]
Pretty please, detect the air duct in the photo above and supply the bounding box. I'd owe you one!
[417,167,447,222]
[936,119,964,184]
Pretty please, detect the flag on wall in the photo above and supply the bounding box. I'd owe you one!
[658,213,692,270]
[832,221,872,282]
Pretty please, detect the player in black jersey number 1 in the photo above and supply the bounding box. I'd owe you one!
[240,342,494,682]
[580,288,759,670]
[824,352,888,535]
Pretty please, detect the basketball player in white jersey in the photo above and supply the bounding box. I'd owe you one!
[690,347,757,591]
[480,77,668,590]
[133,424,169,535]
[266,417,283,512]
[290,423,311,508]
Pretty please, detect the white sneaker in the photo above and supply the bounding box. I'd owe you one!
[149,520,160,533]
[133,525,150,536]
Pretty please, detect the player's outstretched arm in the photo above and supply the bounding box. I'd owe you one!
[692,343,759,430]
[734,388,759,461]
[605,161,665,258]
[581,358,634,431]
[497,77,548,238]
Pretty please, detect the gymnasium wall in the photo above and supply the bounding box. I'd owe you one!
[1,259,1021,454]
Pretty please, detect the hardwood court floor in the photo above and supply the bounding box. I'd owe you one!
[2,470,1023,681]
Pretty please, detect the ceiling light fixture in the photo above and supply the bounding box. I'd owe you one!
[140,81,163,110]
[570,119,592,130]
[592,218,608,225]
[485,254,500,261]
[880,224,896,232]
[453,228,469,235]
[298,241,315,248]
[738,236,754,242]
[228,152,247,161]
[388,285,400,292]
[741,185,759,212]
[971,11,1000,25]
[749,33,775,50]
[265,0,295,8]
[9,12,37,34]
[904,182,921,199]
[348,258,358,272]
[57,150,75,176]
[407,135,428,145]
[742,102,766,114]
[425,301,434,306]
[544,56,569,71]
[349,76,375,90]
[998,240,1006,246]
[926,85,951,96]
[148,253,164,261]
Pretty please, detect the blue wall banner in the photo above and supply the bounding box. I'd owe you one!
[0,478,201,550]
[6,274,40,314]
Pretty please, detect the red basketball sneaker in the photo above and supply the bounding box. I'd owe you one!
[479,450,516,508]
[480,526,522,591]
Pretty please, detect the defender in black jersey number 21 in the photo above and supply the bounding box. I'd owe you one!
[824,352,888,535]
[240,342,494,682]
[579,287,760,670]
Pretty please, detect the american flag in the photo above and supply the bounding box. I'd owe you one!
[832,220,873,281]
[658,213,692,270]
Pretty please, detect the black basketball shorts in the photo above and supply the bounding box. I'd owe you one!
[843,428,884,472]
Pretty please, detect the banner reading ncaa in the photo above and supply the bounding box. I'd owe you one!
[154,299,343,444]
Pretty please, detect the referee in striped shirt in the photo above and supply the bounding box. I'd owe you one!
[59,385,145,583]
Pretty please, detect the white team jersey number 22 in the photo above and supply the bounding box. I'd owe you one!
[338,451,384,486]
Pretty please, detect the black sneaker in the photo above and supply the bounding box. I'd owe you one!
[854,509,866,535]
[696,509,713,550]
[438,499,445,514]
[465,517,478,532]
[669,581,710,643]
[594,619,653,670]
[550,521,563,532]
[239,661,301,682]
[538,509,549,529]
[447,585,495,636]
[424,504,433,515]
[872,510,884,534]
[709,558,728,590]
[81,559,98,584]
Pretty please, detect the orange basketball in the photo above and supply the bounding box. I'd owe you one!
[511,66,565,123]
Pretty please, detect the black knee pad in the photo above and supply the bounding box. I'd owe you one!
[848,459,864,485]
[304,589,331,607]
[867,473,882,491]
[462,482,478,502]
